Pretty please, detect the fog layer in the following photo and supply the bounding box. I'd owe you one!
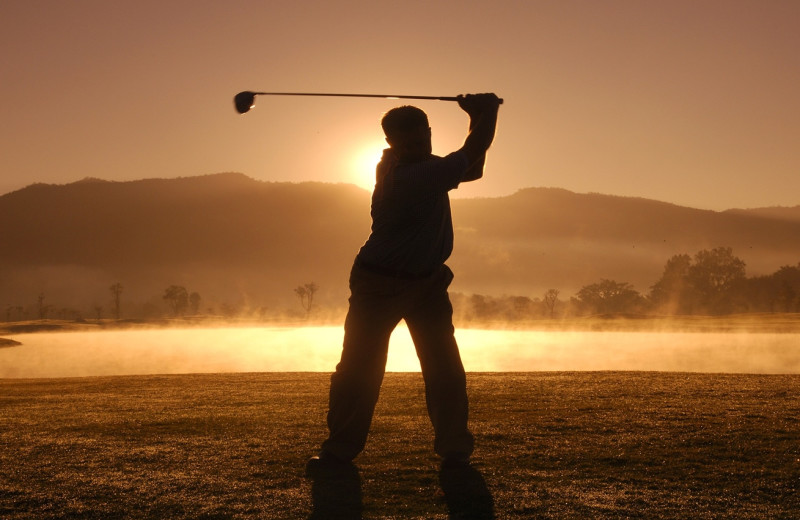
[1,327,797,378]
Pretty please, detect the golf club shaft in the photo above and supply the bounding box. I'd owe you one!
[249,92,502,103]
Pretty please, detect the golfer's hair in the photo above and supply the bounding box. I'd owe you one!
[381,106,429,139]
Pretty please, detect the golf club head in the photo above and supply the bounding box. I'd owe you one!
[234,91,257,114]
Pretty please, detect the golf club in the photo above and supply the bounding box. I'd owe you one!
[234,90,503,114]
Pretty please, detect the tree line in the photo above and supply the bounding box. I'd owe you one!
[4,247,798,323]
[3,282,319,323]
[456,247,800,321]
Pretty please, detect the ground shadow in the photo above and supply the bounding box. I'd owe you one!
[439,464,495,519]
[307,463,363,519]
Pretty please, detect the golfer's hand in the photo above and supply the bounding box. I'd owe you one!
[457,93,501,117]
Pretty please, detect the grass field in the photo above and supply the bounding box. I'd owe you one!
[1,372,798,519]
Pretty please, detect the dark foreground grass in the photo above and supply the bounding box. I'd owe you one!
[1,372,798,519]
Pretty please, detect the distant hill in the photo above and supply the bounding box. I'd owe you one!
[0,173,370,313]
[450,188,800,296]
[724,205,800,223]
[1,173,799,315]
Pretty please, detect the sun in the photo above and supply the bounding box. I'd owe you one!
[349,143,385,191]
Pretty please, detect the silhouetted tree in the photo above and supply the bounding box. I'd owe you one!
[740,263,800,312]
[466,294,535,321]
[543,289,560,318]
[189,292,201,315]
[649,254,692,314]
[109,283,123,320]
[294,287,307,316]
[770,264,800,312]
[576,279,644,315]
[687,247,746,314]
[37,293,48,319]
[163,285,189,316]
[469,294,498,320]
[295,282,318,318]
[509,295,535,320]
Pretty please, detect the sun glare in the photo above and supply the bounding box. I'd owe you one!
[350,144,384,191]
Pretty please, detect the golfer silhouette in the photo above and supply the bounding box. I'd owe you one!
[307,93,501,474]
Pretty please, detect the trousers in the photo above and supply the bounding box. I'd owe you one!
[321,261,474,461]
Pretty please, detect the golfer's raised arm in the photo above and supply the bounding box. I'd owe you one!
[458,93,500,181]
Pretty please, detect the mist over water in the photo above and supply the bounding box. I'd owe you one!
[1,326,798,378]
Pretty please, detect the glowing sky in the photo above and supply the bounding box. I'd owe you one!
[2,0,798,210]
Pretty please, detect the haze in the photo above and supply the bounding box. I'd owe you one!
[2,327,797,378]
[2,1,799,210]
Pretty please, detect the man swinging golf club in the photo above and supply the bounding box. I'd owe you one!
[307,92,501,474]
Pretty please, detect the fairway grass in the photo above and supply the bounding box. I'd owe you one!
[1,372,798,519]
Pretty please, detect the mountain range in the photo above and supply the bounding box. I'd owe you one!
[2,173,799,314]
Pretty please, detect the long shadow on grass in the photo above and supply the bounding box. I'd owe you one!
[439,464,495,519]
[308,463,363,519]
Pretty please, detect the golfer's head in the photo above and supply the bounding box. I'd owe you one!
[381,106,432,162]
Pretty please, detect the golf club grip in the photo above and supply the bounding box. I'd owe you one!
[253,92,503,104]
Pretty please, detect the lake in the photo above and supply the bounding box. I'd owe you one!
[1,326,798,378]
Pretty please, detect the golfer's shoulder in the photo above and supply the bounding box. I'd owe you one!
[401,151,467,173]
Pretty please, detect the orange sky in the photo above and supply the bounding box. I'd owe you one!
[1,0,798,210]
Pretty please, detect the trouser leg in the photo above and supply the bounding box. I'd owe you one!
[405,267,474,458]
[322,269,402,461]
